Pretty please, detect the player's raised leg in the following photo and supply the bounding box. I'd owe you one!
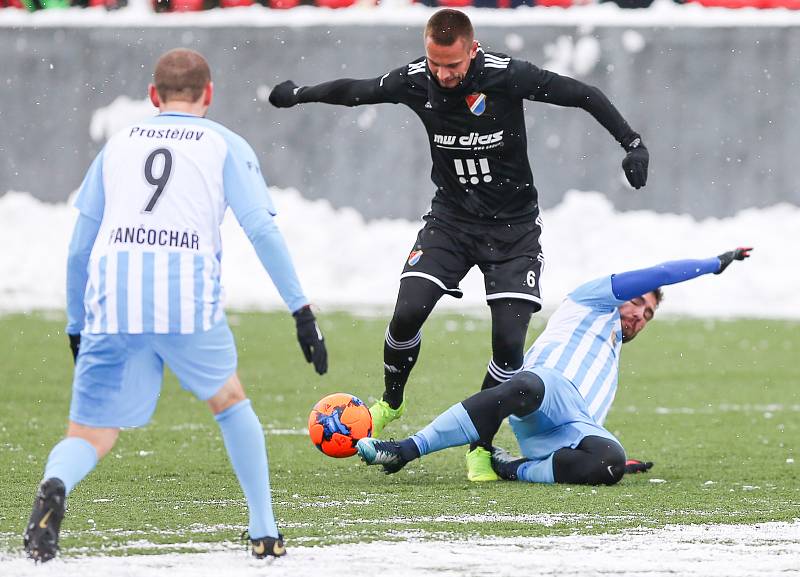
[469,298,537,481]
[491,436,626,486]
[371,277,444,436]
[24,331,146,563]
[358,371,545,473]
[24,422,117,562]
[208,373,286,558]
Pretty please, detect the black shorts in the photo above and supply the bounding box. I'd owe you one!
[400,214,544,308]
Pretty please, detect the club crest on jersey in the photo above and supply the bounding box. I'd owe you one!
[466,93,486,116]
[407,250,423,266]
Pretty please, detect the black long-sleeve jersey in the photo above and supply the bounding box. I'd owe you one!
[294,49,641,224]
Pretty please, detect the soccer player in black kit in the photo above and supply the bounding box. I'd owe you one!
[270,9,650,481]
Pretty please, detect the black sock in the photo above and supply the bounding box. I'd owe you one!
[398,438,421,461]
[482,358,521,390]
[471,360,522,450]
[463,372,545,449]
[480,372,502,391]
[383,331,421,409]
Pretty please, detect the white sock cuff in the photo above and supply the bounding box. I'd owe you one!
[385,328,422,351]
[487,359,520,383]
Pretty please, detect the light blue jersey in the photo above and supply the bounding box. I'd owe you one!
[67,113,306,335]
[522,276,625,425]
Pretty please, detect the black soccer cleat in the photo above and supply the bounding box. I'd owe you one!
[356,438,409,474]
[249,533,287,559]
[23,477,67,563]
[490,446,530,481]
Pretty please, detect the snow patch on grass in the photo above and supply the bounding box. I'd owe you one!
[1,521,798,577]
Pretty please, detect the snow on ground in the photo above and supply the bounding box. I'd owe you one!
[0,188,796,319]
[1,521,799,576]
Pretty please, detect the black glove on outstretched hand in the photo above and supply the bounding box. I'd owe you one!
[293,305,328,375]
[68,334,81,363]
[715,246,753,274]
[624,459,654,475]
[621,136,649,189]
[269,80,301,108]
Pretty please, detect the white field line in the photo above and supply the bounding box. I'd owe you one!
[1,521,799,577]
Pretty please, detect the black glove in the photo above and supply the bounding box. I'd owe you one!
[269,80,302,108]
[715,246,753,275]
[293,305,327,375]
[621,136,649,189]
[624,459,654,474]
[68,333,81,363]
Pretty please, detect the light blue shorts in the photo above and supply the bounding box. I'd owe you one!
[509,367,620,460]
[70,321,237,428]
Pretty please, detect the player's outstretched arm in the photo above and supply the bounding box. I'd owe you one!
[223,135,328,374]
[524,68,649,189]
[237,209,328,375]
[611,247,753,302]
[269,76,393,108]
[65,213,101,362]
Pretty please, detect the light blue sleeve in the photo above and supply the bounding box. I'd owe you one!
[73,149,106,220]
[221,134,306,312]
[66,213,101,334]
[237,208,308,313]
[222,134,276,219]
[568,276,625,311]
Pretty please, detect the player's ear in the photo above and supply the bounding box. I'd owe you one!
[203,81,214,108]
[470,40,479,59]
[148,84,161,109]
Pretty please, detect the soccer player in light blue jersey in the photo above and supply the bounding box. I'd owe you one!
[356,248,751,485]
[23,49,326,563]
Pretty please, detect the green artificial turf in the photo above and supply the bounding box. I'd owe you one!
[0,311,797,556]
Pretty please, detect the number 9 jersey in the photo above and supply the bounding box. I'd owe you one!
[73,112,278,335]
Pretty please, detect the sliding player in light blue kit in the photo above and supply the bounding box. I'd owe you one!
[23,48,327,563]
[357,248,751,485]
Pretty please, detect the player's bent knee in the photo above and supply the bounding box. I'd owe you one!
[594,445,626,486]
[508,371,545,416]
[388,308,426,341]
[66,422,119,459]
[208,373,247,415]
[598,454,626,486]
[390,296,435,339]
[567,437,626,485]
[389,277,444,339]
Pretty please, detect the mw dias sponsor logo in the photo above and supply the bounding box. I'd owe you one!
[433,130,504,150]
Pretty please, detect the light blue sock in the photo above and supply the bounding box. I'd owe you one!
[517,455,555,484]
[215,399,279,539]
[43,437,98,495]
[411,402,480,456]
